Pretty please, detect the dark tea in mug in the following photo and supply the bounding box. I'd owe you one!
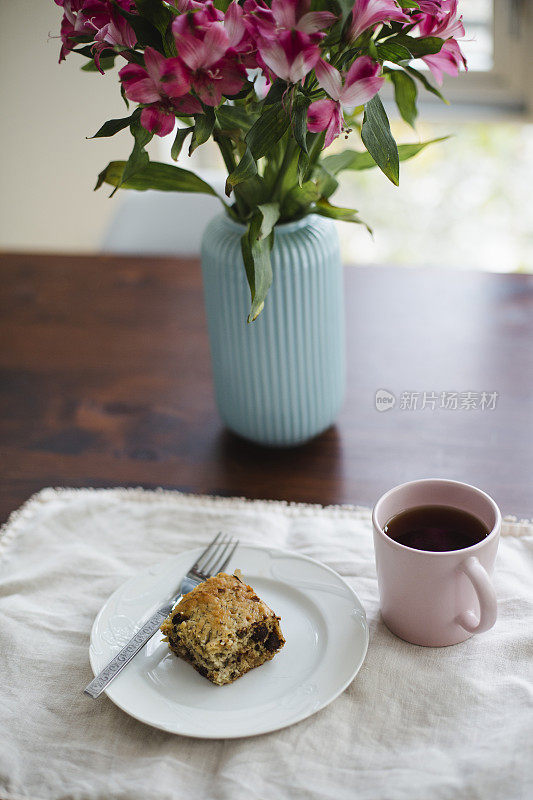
[383,505,490,552]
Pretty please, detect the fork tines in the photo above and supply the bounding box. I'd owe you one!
[192,532,239,580]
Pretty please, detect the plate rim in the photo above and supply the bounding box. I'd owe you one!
[89,543,369,739]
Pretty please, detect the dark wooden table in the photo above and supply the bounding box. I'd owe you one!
[1,252,532,523]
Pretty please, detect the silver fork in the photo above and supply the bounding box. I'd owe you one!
[84,532,239,698]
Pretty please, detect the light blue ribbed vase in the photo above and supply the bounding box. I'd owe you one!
[200,212,345,447]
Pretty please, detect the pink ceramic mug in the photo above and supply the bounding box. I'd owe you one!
[372,479,501,647]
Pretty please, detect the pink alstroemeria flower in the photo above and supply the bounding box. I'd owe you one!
[244,0,336,39]
[172,19,246,105]
[93,5,137,70]
[243,0,335,83]
[173,0,223,31]
[55,0,136,65]
[223,1,259,67]
[308,57,384,147]
[258,29,322,83]
[174,0,206,10]
[173,0,254,65]
[421,38,466,84]
[119,47,200,136]
[56,0,96,61]
[267,0,337,36]
[348,0,408,43]
[416,1,450,13]
[416,0,467,84]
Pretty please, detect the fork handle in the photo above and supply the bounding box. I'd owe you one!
[84,600,177,699]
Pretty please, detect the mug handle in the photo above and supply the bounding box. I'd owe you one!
[456,556,497,634]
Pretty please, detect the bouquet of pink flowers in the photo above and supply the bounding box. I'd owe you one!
[54,0,466,320]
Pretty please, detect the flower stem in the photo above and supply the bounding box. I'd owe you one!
[214,129,248,221]
[272,136,297,204]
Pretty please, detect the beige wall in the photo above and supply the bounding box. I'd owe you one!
[0,1,138,252]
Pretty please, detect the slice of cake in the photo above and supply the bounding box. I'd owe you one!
[160,571,285,685]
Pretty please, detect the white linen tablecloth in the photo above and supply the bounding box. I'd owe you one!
[0,487,531,800]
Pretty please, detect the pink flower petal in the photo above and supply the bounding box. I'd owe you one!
[193,73,223,106]
[340,74,384,109]
[202,24,230,68]
[160,57,191,98]
[348,0,408,43]
[297,11,337,34]
[344,55,381,85]
[143,46,167,84]
[421,38,467,85]
[324,105,343,147]
[119,62,147,83]
[340,56,384,108]
[225,1,245,47]
[258,39,290,82]
[315,59,342,101]
[271,0,297,30]
[174,32,207,71]
[288,40,320,84]
[119,63,160,103]
[307,98,336,132]
[171,95,203,115]
[140,105,176,137]
[217,57,246,95]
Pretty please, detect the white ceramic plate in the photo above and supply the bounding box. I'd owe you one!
[89,545,368,738]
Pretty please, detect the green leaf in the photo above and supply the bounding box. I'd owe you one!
[292,94,310,153]
[256,202,280,240]
[81,55,116,72]
[361,95,399,186]
[162,0,180,15]
[89,109,139,138]
[241,202,280,322]
[216,105,257,133]
[282,181,319,219]
[313,164,338,199]
[397,137,449,160]
[230,174,269,210]
[389,70,418,128]
[315,199,371,233]
[322,149,376,173]
[133,0,171,33]
[71,44,98,59]
[395,34,444,58]
[322,137,448,174]
[171,126,193,160]
[224,81,255,101]
[246,101,291,159]
[109,118,152,196]
[116,114,154,189]
[189,108,215,155]
[95,161,220,196]
[404,65,448,103]
[134,0,175,55]
[225,146,257,197]
[397,1,420,8]
[377,41,412,63]
[121,83,130,108]
[112,2,163,50]
[333,0,357,24]
[263,79,288,106]
[297,149,310,186]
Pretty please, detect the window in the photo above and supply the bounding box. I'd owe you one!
[413,0,533,115]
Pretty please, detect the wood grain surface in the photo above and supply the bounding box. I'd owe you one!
[1,252,532,522]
